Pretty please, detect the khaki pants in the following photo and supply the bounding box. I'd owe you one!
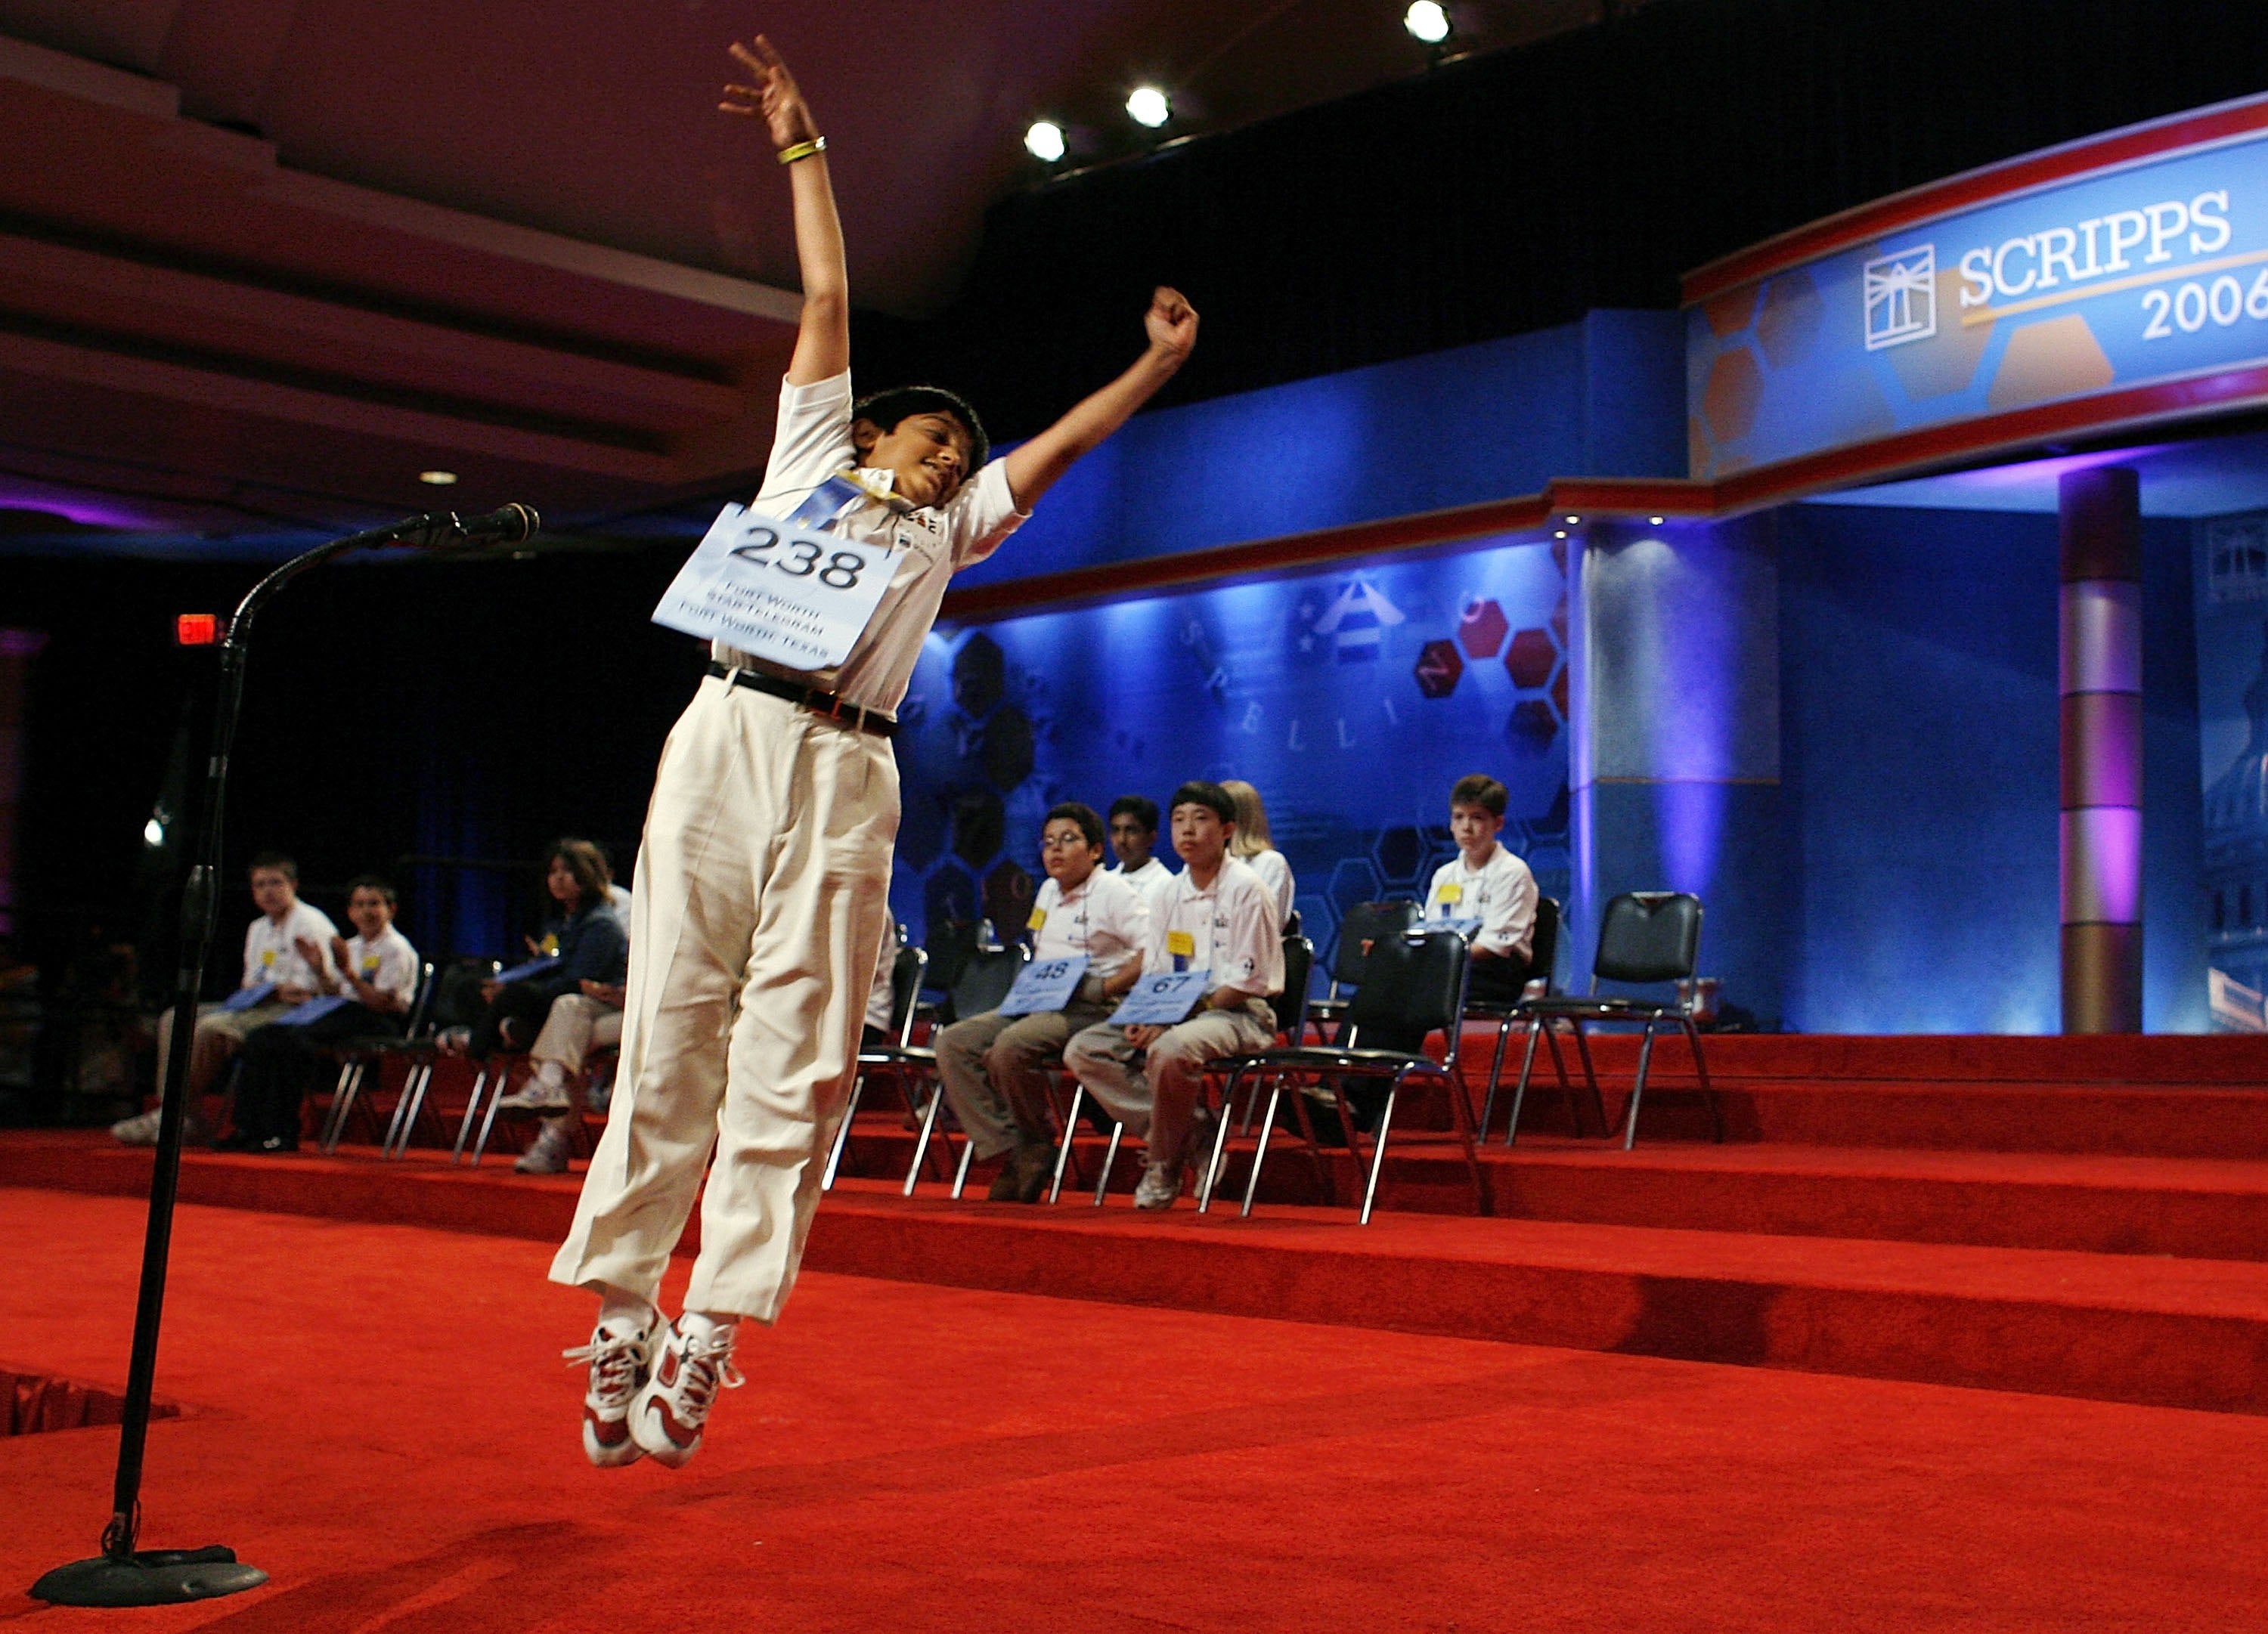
[935,996,1115,1160]
[154,999,291,1100]
[550,678,897,1323]
[1061,999,1278,1172]
[530,992,624,1076]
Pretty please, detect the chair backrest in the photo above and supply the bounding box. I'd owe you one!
[1282,908,1303,940]
[401,961,440,1037]
[1272,935,1315,1040]
[1346,929,1474,1063]
[429,957,500,1029]
[1527,897,1562,995]
[886,943,928,1046]
[947,944,1028,1023]
[1591,892,1703,986]
[1331,899,1421,989]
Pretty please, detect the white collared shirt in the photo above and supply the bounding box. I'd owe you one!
[1244,846,1296,924]
[1143,856,1284,998]
[1111,856,1178,909]
[340,925,420,1010]
[710,371,1030,714]
[1425,843,1538,960]
[1030,869,1151,982]
[243,901,340,992]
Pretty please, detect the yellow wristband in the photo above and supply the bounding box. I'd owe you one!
[776,136,826,166]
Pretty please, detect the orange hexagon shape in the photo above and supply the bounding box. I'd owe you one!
[1504,627,1557,690]
[1703,348,1764,444]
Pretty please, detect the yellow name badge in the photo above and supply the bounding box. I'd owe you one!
[361,958,380,979]
[1027,908,1048,933]
[1166,930,1196,958]
[1438,883,1464,905]
[261,949,277,968]
[541,933,560,956]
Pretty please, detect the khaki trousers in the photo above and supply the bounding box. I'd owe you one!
[1061,999,1278,1171]
[935,997,1115,1159]
[550,677,897,1322]
[154,999,291,1100]
[530,992,624,1075]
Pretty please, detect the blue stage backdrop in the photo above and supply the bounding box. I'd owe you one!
[891,539,1573,993]
[2198,508,2268,1029]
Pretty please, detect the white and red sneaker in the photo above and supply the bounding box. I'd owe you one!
[563,1317,654,1468]
[628,1317,743,1469]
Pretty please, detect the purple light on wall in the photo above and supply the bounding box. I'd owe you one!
[0,486,173,532]
[1655,777,1726,899]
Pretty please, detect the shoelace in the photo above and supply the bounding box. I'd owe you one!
[669,1328,746,1416]
[562,1327,646,1406]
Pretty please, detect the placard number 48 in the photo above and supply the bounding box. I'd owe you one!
[2142,269,2268,338]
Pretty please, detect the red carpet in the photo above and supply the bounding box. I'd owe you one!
[7,1187,2268,1632]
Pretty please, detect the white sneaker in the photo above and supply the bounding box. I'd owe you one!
[1133,1158,1184,1211]
[111,1106,208,1147]
[562,1317,654,1468]
[629,1318,743,1468]
[514,1120,574,1174]
[497,1082,573,1113]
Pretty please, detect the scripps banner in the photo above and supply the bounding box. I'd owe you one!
[1687,100,2268,481]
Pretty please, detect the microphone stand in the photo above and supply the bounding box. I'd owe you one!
[32,506,532,1608]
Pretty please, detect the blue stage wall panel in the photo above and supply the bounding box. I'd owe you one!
[1776,504,2205,1034]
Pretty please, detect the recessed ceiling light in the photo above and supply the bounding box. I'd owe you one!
[1126,86,1170,129]
[1564,514,1580,525]
[1405,2,1452,45]
[1649,515,1665,525]
[420,470,458,485]
[1024,120,1066,162]
[1554,529,1568,539]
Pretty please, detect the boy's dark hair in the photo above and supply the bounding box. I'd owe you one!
[1168,781,1236,825]
[346,874,398,907]
[1108,794,1159,834]
[1450,773,1509,819]
[1043,802,1106,851]
[852,385,990,470]
[247,850,297,882]
[547,838,614,911]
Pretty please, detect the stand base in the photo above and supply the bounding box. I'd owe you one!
[30,1546,268,1606]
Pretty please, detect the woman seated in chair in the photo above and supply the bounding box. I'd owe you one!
[449,839,628,1060]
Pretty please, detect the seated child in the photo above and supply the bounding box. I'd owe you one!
[936,803,1150,1202]
[1222,779,1295,925]
[222,874,419,1152]
[1106,794,1176,907]
[454,840,628,1058]
[1062,781,1283,1210]
[1423,773,1539,1004]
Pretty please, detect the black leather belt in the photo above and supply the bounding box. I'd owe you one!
[706,662,897,738]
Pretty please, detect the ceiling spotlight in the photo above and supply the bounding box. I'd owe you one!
[1554,529,1568,539]
[1649,515,1665,525]
[1024,120,1066,162]
[1126,85,1170,129]
[1405,2,1452,45]
[419,469,458,485]
[1564,514,1580,525]
[143,816,166,849]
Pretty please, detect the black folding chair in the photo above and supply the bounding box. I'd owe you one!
[821,938,938,1190]
[1469,898,1604,1138]
[1201,928,1483,1224]
[1304,900,1421,1041]
[886,944,1031,1195]
[312,961,438,1156]
[1507,891,1721,1150]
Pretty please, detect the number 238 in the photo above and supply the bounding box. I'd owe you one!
[730,528,869,590]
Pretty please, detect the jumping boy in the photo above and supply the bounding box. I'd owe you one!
[1062,781,1282,1210]
[551,34,1198,1469]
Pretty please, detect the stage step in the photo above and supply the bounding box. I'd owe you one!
[8,1131,2268,1418]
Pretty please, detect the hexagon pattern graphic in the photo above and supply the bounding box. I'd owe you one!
[1755,269,1823,370]
[1414,638,1463,699]
[1504,627,1557,690]
[1506,698,1558,754]
[1458,598,1508,658]
[1703,348,1765,444]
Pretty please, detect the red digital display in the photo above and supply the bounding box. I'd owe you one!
[175,613,220,646]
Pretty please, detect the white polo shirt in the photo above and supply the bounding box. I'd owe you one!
[1143,856,1284,1000]
[1030,868,1151,982]
[243,901,340,992]
[1425,843,1539,961]
[712,371,1029,715]
[1111,856,1177,909]
[336,925,420,1010]
[1244,846,1296,924]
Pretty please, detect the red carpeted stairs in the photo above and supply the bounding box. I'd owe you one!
[11,1033,2268,1419]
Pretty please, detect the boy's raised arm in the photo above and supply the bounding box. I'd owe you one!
[722,36,847,386]
[1002,287,1198,510]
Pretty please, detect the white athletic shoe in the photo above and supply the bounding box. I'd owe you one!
[496,1082,573,1113]
[111,1107,209,1147]
[1133,1158,1184,1211]
[513,1120,574,1174]
[563,1317,655,1468]
[629,1319,743,1469]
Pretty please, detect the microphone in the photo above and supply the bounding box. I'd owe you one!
[385,503,541,552]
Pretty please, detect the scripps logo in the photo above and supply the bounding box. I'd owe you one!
[1864,245,1937,350]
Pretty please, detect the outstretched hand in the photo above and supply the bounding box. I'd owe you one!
[1145,286,1198,365]
[719,35,819,150]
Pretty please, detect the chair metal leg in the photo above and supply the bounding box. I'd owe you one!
[1680,1017,1723,1142]
[380,1063,417,1157]
[1446,1064,1487,1217]
[1569,1020,1610,1137]
[1092,1122,1122,1205]
[401,1062,445,1153]
[470,1066,511,1167]
[903,1085,941,1196]
[1360,1072,1405,1225]
[319,1061,359,1153]
[1198,1068,1245,1213]
[1282,1076,1331,1202]
[823,1076,865,1191]
[1478,1014,1517,1138]
[951,1137,974,1199]
[452,1066,491,1164]
[1507,1017,1545,1147]
[385,1063,425,1158]
[1238,1080,1283,1218]
[1624,1018,1661,1150]
[1047,1084,1086,1204]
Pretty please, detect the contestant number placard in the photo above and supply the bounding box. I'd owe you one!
[1108,969,1210,1027]
[997,955,1089,1017]
[652,503,898,670]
